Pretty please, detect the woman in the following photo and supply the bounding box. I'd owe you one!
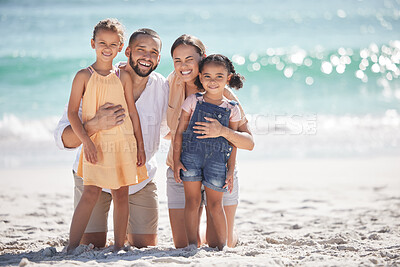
[166,34,254,248]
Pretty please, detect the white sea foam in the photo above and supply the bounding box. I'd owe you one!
[0,114,74,168]
[0,112,399,168]
[0,114,59,142]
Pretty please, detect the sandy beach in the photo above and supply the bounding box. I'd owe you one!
[1,0,399,266]
[0,156,399,266]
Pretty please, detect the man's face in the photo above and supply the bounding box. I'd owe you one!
[127,34,161,77]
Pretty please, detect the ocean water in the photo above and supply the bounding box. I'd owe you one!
[0,0,399,167]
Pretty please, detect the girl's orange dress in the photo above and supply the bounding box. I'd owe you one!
[77,66,148,189]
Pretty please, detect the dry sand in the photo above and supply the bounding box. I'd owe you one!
[0,157,399,266]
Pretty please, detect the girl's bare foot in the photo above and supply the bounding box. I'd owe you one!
[65,245,76,255]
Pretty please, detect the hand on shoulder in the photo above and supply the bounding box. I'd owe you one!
[116,61,127,70]
[223,87,239,102]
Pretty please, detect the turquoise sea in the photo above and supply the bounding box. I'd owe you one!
[0,0,399,166]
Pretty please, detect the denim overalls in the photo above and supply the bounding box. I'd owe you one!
[180,93,237,192]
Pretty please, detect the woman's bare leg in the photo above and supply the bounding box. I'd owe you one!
[224,205,238,247]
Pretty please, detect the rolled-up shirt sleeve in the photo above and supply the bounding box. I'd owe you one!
[53,102,82,151]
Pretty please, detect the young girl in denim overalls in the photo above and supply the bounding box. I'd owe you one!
[173,54,244,250]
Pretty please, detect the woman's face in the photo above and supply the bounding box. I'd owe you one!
[172,44,202,83]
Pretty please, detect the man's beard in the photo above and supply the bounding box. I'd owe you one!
[129,53,158,77]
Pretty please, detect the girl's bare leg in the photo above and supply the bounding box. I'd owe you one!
[68,185,102,253]
[111,185,129,251]
[183,181,202,246]
[205,207,218,248]
[204,187,226,250]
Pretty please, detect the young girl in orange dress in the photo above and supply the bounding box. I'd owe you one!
[67,18,146,253]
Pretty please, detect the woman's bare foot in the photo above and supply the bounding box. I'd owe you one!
[227,229,238,248]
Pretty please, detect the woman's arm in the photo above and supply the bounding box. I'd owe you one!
[122,70,146,166]
[67,69,97,163]
[225,121,239,193]
[173,110,191,183]
[194,118,254,150]
[163,131,172,140]
[193,87,254,150]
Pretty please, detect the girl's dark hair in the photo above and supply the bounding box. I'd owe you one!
[170,34,206,58]
[194,54,245,90]
[93,18,125,44]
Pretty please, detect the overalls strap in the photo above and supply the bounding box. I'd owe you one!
[195,92,204,104]
[228,100,238,106]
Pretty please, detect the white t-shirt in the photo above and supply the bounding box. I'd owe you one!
[54,69,169,195]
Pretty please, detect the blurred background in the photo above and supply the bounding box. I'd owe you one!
[0,0,399,167]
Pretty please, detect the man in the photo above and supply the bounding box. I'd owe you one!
[54,28,168,248]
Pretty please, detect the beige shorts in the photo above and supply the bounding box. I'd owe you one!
[73,171,158,234]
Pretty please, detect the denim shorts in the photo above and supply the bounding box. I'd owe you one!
[167,167,239,209]
[180,140,233,192]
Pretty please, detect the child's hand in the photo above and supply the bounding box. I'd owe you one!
[137,150,146,166]
[224,168,234,193]
[173,161,187,183]
[83,139,97,164]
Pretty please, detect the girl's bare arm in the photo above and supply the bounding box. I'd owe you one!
[122,70,146,166]
[173,110,191,183]
[67,69,97,163]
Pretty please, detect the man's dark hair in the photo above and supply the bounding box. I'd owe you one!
[128,28,162,49]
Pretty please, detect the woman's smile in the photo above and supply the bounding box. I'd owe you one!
[181,70,192,75]
[172,44,201,83]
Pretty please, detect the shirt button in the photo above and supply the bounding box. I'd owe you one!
[228,147,232,151]
[227,153,230,156]
[218,114,222,118]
